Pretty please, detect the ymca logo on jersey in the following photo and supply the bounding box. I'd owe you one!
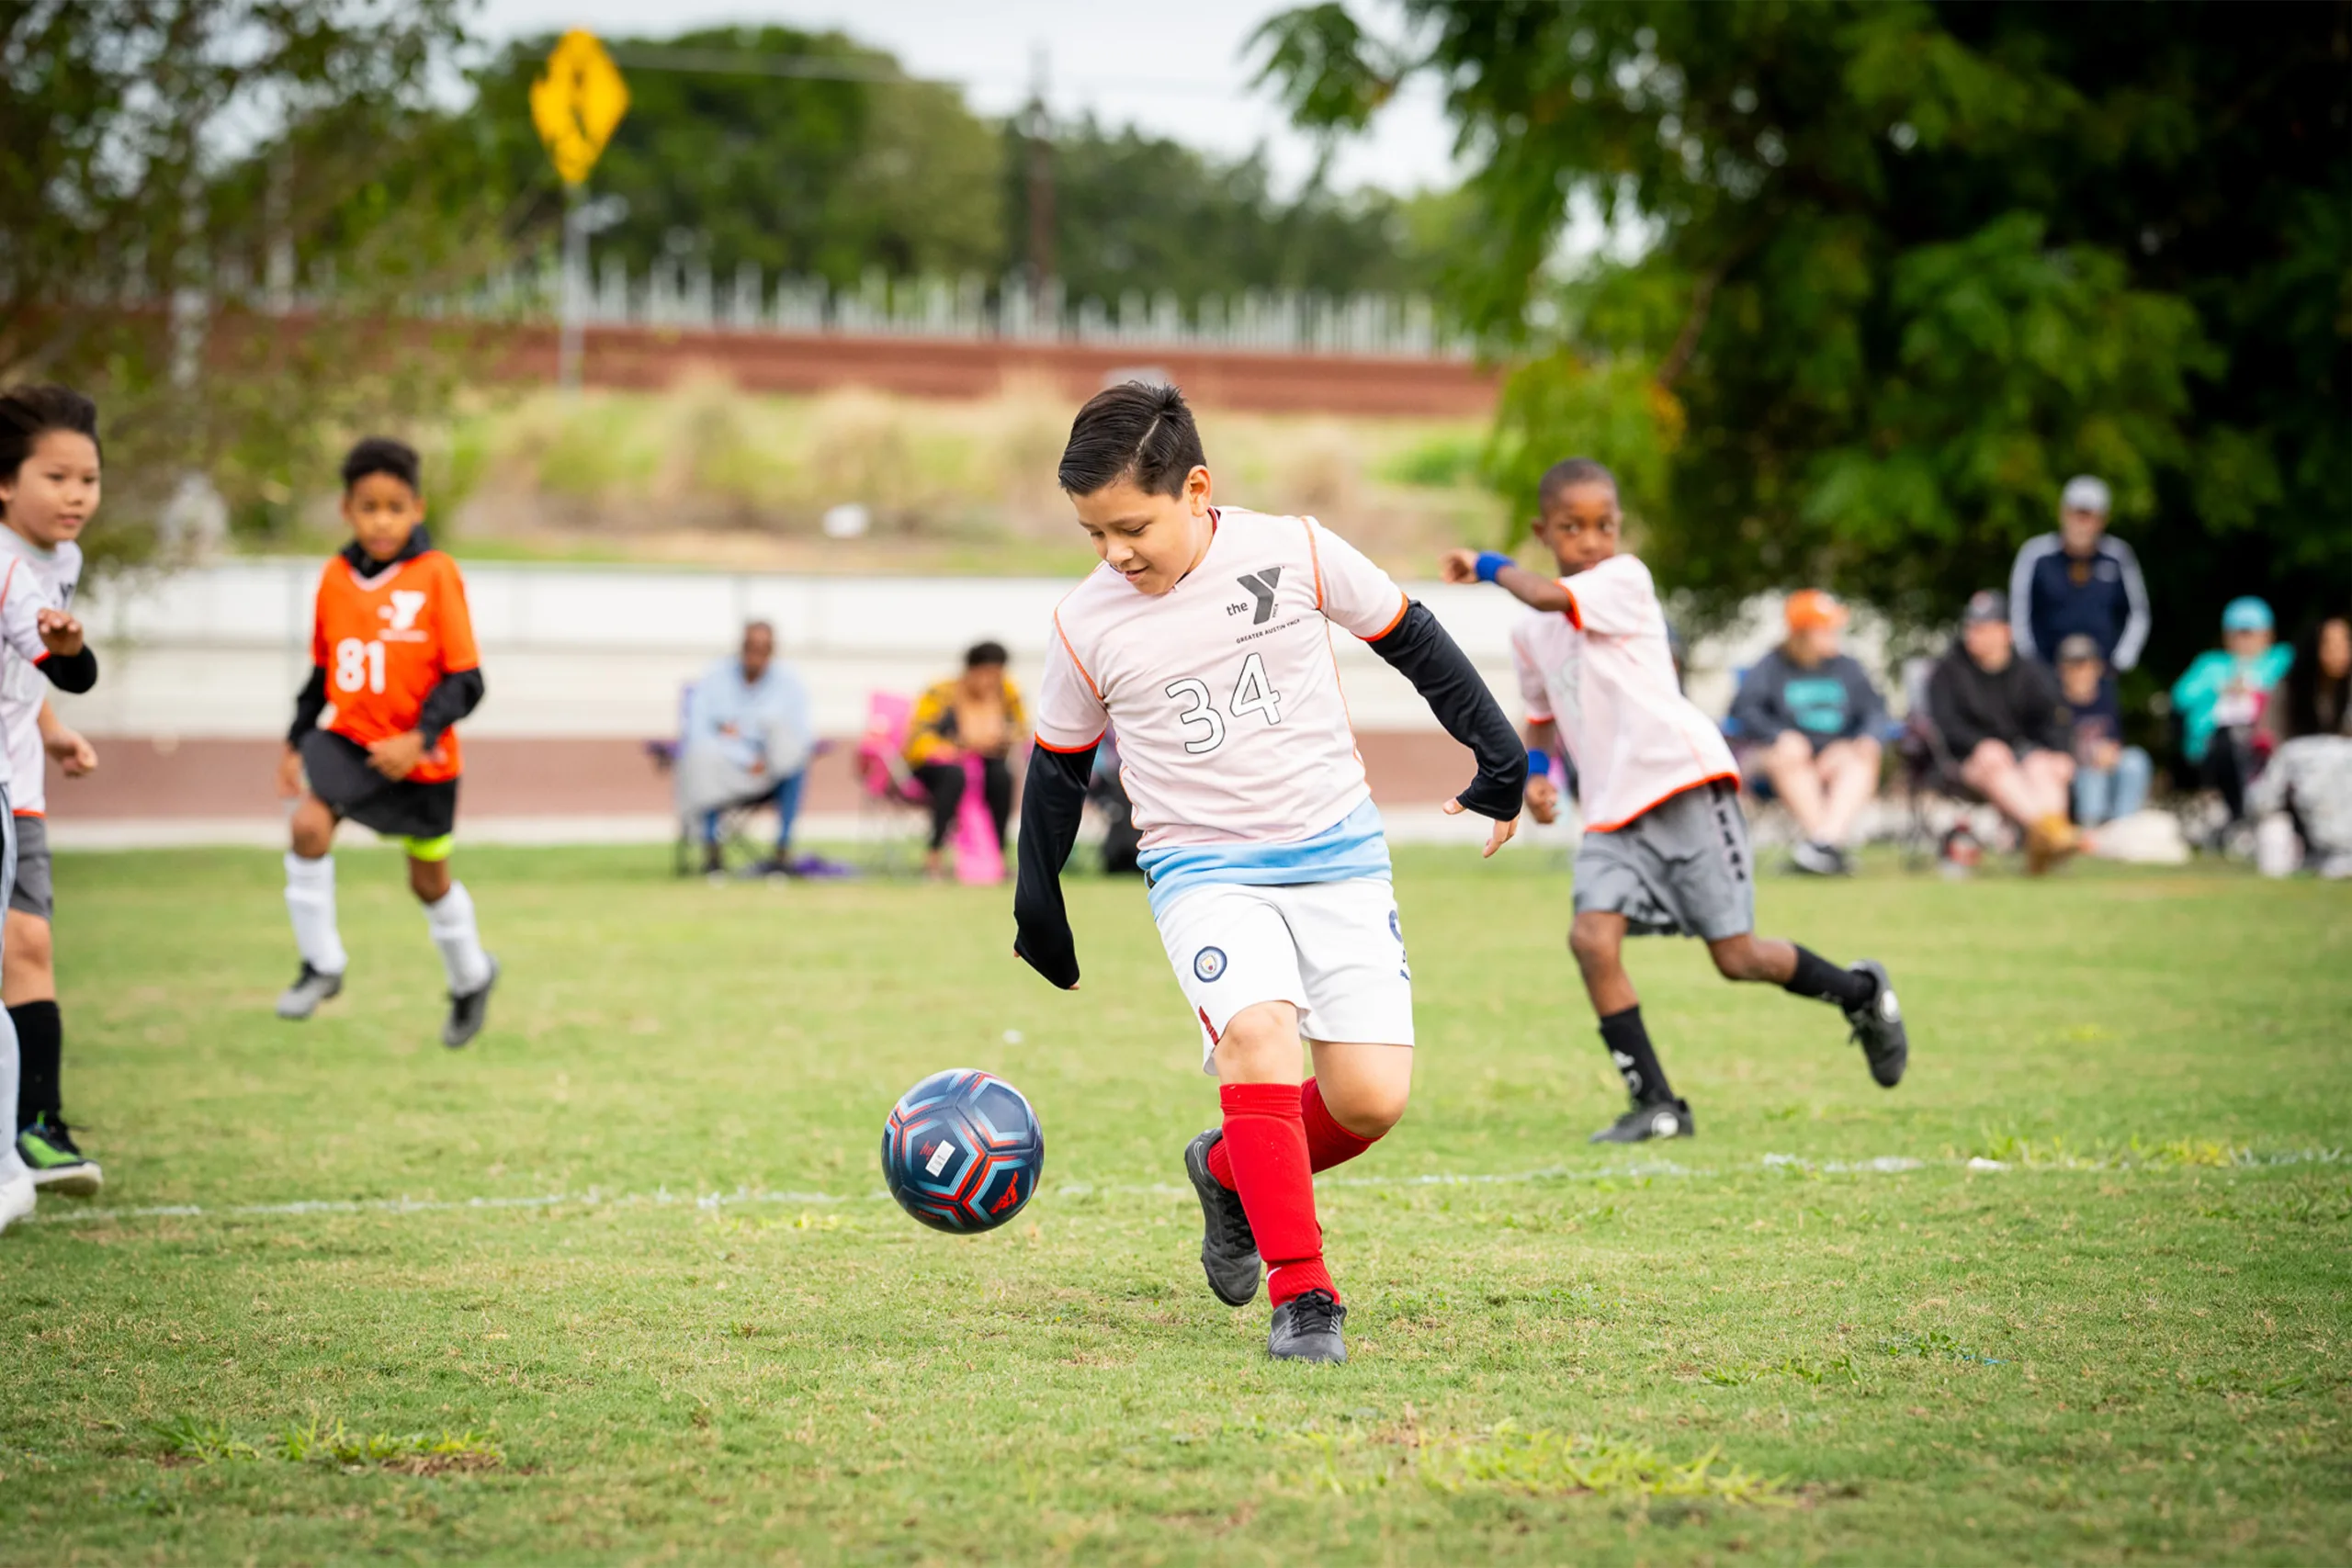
[1229,567,1283,625]
[378,590,429,643]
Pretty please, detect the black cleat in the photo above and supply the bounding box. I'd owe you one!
[1844,959,1907,1087]
[1184,1129,1261,1306]
[276,962,344,1020]
[1268,1289,1348,1363]
[1589,1097,1695,1145]
[442,957,500,1050]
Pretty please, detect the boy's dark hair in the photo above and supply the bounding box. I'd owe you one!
[966,640,1010,670]
[0,385,102,488]
[341,435,422,494]
[1538,457,1618,510]
[1057,381,1206,499]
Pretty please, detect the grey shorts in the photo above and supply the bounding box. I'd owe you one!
[8,813,49,920]
[1574,781,1754,941]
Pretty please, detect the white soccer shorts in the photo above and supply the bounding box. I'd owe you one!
[1153,876,1415,1073]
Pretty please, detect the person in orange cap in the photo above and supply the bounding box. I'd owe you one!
[1727,590,1890,874]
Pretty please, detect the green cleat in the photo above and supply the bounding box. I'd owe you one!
[18,1115,101,1197]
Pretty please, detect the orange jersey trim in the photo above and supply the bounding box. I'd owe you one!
[1580,772,1739,836]
[1363,592,1410,641]
[1051,610,1102,703]
[1034,731,1103,755]
[1559,583,1584,631]
[1302,517,1327,610]
[12,808,44,818]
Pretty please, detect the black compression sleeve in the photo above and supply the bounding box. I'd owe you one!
[1367,601,1527,819]
[288,666,329,747]
[414,667,486,749]
[36,646,97,694]
[1012,741,1095,989]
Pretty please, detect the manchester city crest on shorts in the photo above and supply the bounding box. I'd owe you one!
[1193,946,1227,983]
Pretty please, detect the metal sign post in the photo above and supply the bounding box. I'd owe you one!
[530,30,629,389]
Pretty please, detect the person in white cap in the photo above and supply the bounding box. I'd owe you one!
[2007,474,2151,672]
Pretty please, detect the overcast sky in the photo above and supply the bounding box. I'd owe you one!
[469,0,1464,196]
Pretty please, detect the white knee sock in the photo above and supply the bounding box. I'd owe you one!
[283,852,348,976]
[424,881,492,994]
[0,1004,26,1181]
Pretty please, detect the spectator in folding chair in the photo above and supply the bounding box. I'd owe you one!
[1728,590,1890,875]
[2171,596,2293,831]
[677,620,815,877]
[905,640,1026,881]
[1927,590,2078,874]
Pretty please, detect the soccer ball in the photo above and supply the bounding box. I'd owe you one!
[881,1068,1045,1234]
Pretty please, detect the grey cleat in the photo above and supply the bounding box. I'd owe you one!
[1589,1097,1695,1144]
[442,957,499,1049]
[1268,1289,1348,1363]
[276,962,345,1021]
[1844,959,1907,1087]
[1185,1128,1261,1306]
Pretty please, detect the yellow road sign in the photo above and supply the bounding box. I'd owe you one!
[531,30,629,186]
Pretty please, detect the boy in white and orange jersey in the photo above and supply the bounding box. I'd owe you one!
[1445,458,1911,1145]
[1014,382,1525,1365]
[274,437,497,1048]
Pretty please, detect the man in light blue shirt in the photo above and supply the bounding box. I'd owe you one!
[680,621,815,874]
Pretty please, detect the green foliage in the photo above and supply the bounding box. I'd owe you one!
[1009,118,1460,308]
[0,0,498,564]
[1261,2,2352,660]
[467,28,1006,287]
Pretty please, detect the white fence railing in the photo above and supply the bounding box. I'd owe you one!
[425,262,1474,361]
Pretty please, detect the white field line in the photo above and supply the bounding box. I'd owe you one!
[18,1147,2343,1229]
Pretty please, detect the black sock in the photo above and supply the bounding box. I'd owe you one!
[1598,1006,1676,1106]
[1783,947,1874,1009]
[11,999,62,1128]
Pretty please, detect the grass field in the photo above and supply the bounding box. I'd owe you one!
[5,845,2347,1565]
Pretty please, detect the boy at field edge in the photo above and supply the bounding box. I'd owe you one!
[0,386,106,1235]
[0,387,107,1197]
[274,438,498,1047]
[1014,383,1525,1364]
[1442,459,1908,1144]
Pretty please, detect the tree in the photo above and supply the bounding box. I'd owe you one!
[1004,117,1461,310]
[463,28,1007,288]
[1259,2,2352,669]
[0,0,498,558]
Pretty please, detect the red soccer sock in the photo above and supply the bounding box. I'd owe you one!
[1217,1082,1335,1305]
[1208,1078,1381,1187]
[1301,1077,1378,1172]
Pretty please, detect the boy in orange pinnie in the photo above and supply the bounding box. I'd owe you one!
[276,438,497,1046]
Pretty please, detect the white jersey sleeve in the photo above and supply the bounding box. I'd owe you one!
[1306,518,1411,640]
[1034,610,1110,753]
[1509,618,1554,723]
[1560,554,1659,637]
[0,558,58,669]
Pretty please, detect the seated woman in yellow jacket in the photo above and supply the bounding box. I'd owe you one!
[904,640,1027,877]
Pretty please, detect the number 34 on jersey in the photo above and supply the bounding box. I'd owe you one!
[1165,651,1283,755]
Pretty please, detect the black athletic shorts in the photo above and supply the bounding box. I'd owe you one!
[300,729,459,842]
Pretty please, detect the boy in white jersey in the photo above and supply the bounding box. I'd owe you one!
[1014,383,1525,1363]
[0,414,101,1195]
[1445,458,1909,1144]
[0,387,107,1235]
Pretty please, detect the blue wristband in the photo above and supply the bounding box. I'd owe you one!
[1526,746,1549,778]
[1475,550,1512,584]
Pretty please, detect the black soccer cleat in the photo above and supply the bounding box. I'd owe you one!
[1589,1097,1695,1145]
[1184,1128,1261,1307]
[276,962,344,1021]
[442,956,500,1050]
[1844,959,1907,1088]
[1268,1288,1347,1363]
